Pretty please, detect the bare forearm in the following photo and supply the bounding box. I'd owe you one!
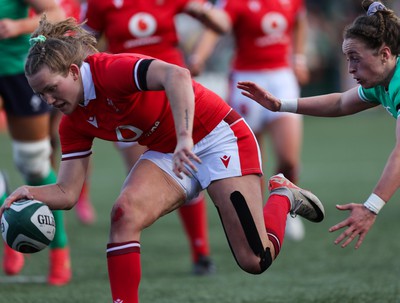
[7,183,76,210]
[164,67,195,138]
[297,94,345,117]
[297,88,374,117]
[373,145,400,202]
[186,1,231,34]
[18,2,65,35]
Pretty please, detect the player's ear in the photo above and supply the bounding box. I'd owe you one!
[380,45,391,63]
[69,64,80,81]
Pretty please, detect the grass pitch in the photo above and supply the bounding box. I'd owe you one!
[0,108,399,303]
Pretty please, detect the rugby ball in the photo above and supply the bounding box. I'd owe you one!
[1,199,55,253]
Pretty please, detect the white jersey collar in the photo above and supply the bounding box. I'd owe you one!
[80,62,96,106]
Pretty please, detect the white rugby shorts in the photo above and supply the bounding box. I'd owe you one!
[139,110,263,201]
[229,68,301,133]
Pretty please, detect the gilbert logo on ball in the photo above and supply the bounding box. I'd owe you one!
[1,199,55,253]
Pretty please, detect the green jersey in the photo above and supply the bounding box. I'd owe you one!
[358,58,400,119]
[0,0,30,76]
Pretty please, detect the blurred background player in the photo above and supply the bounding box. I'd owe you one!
[236,0,400,250]
[82,0,230,275]
[0,0,71,285]
[188,0,310,241]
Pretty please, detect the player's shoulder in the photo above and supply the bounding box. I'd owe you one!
[86,0,112,10]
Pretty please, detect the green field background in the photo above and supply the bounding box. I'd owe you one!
[0,108,400,303]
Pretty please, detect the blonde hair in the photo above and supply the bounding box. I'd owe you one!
[25,15,98,77]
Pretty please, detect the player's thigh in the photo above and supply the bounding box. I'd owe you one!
[207,175,270,265]
[120,159,186,227]
[7,114,50,141]
[267,114,303,163]
[115,142,148,172]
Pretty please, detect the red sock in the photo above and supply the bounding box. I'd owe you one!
[178,192,210,262]
[263,194,290,257]
[107,241,141,303]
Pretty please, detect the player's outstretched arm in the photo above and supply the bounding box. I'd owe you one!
[329,117,400,249]
[185,0,231,34]
[1,157,90,215]
[146,60,201,179]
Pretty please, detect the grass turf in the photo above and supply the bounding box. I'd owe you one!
[0,107,399,303]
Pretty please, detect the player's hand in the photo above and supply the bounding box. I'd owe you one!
[0,18,21,39]
[173,136,201,179]
[236,81,281,112]
[329,203,377,249]
[0,186,34,217]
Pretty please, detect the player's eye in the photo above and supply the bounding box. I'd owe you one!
[47,86,57,93]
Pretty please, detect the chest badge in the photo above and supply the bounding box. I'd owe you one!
[87,116,98,128]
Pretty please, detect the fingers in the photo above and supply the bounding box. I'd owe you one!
[328,216,350,232]
[173,151,201,179]
[329,223,344,233]
[339,231,358,248]
[0,188,34,214]
[240,91,255,100]
[335,204,352,210]
[354,233,366,249]
[329,203,368,249]
[333,229,365,249]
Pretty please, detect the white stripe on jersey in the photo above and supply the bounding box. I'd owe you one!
[134,59,145,91]
[62,150,92,160]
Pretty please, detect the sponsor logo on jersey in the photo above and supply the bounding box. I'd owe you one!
[129,13,157,38]
[248,0,261,12]
[256,12,289,47]
[144,121,160,137]
[116,125,143,141]
[113,0,123,9]
[87,116,98,128]
[220,155,231,168]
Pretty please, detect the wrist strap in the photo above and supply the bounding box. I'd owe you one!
[363,193,385,214]
[279,98,298,113]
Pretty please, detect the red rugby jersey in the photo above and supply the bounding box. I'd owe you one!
[84,0,205,66]
[59,52,231,160]
[218,0,304,70]
[57,0,81,20]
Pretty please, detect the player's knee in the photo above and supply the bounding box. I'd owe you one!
[110,193,148,232]
[111,195,132,224]
[12,139,52,183]
[234,252,268,274]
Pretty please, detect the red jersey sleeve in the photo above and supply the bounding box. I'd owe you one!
[59,115,94,161]
[86,53,154,98]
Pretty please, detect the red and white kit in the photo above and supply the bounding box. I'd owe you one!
[84,0,206,66]
[59,53,262,197]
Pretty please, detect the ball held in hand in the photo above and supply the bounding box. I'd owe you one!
[1,199,55,253]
